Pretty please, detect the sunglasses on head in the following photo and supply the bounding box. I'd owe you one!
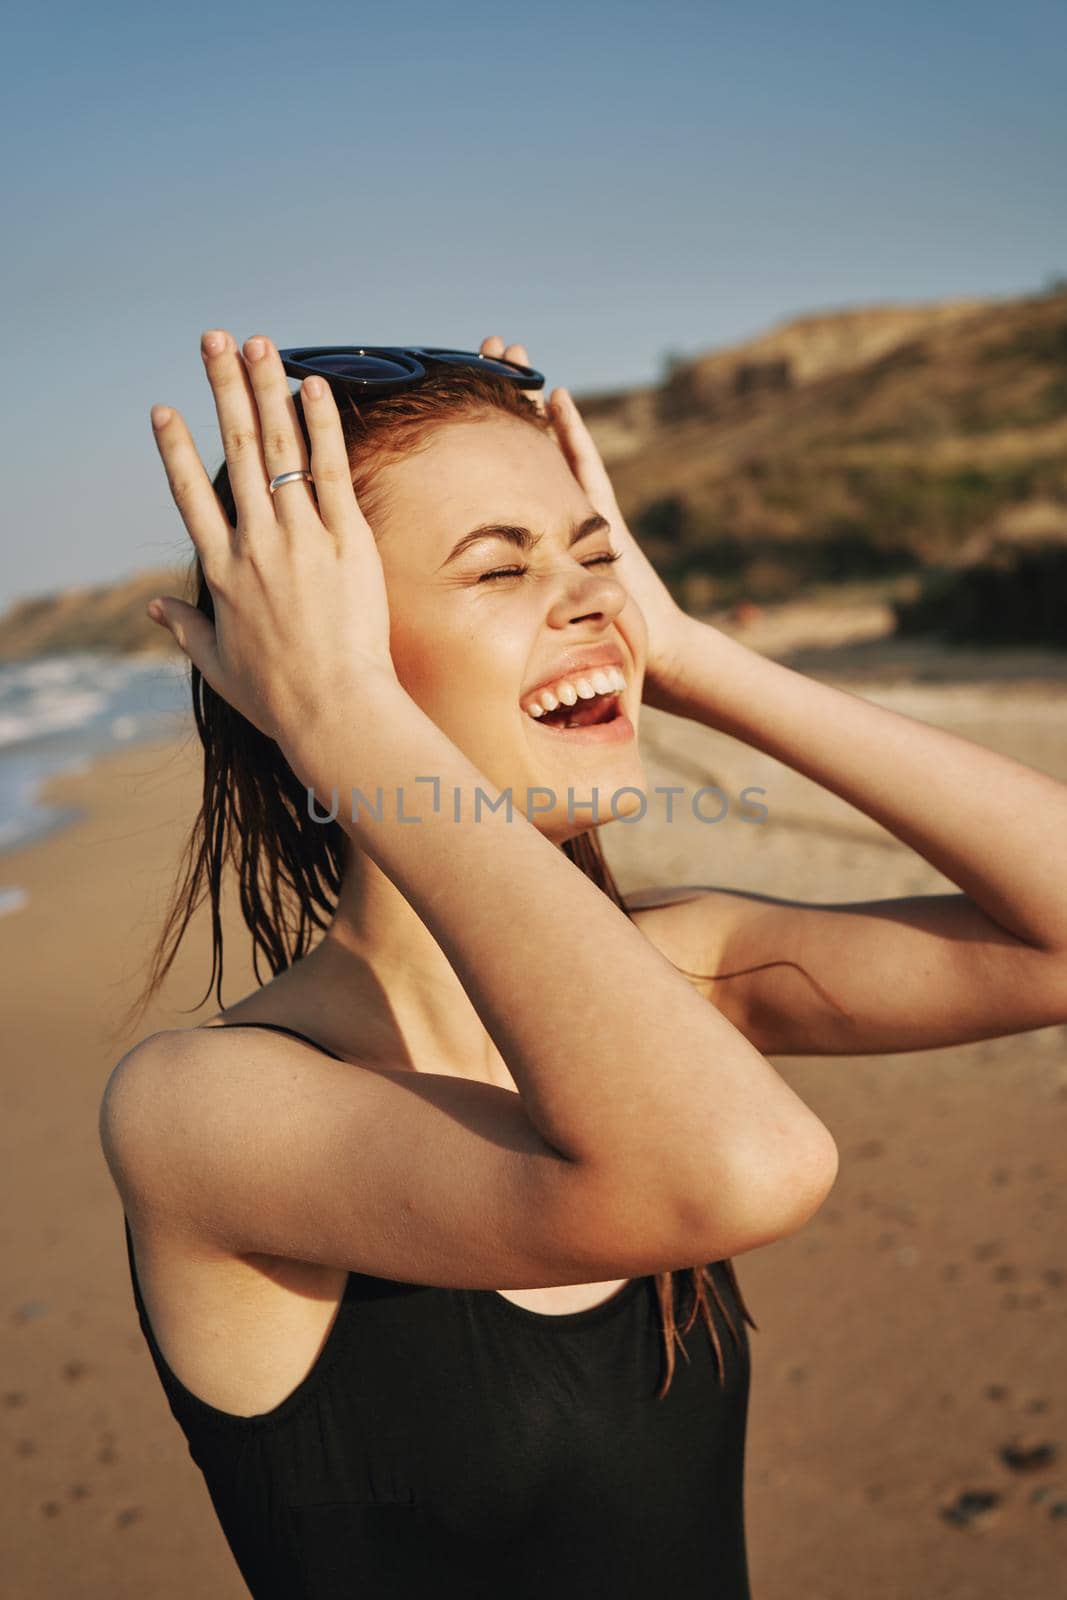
[278,345,545,399]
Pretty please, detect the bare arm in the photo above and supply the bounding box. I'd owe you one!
[628,884,1067,1057]
[636,620,1067,1053]
[540,372,1067,1051]
[140,330,837,1261]
[280,680,837,1230]
[665,618,1067,955]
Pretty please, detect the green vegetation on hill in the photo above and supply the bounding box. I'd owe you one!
[580,286,1067,627]
[893,544,1067,648]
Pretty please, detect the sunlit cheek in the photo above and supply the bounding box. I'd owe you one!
[379,589,443,696]
[398,653,461,716]
[382,616,504,740]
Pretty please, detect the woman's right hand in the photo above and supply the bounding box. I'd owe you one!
[146,330,399,747]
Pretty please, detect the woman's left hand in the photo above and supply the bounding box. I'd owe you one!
[480,335,696,713]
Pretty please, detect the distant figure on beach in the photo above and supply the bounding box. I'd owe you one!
[99,332,1067,1598]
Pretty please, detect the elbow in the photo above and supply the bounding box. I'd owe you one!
[776,1123,840,1233]
[694,1122,841,1259]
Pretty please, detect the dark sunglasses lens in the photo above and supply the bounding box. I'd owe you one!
[421,348,533,379]
[300,353,415,383]
[280,346,543,393]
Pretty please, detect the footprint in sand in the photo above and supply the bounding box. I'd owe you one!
[939,1488,1002,1529]
[999,1437,1058,1473]
[1028,1485,1067,1522]
[1000,1438,1066,1522]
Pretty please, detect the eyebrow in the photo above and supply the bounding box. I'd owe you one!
[438,512,612,569]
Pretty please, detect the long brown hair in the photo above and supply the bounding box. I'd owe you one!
[123,363,758,1399]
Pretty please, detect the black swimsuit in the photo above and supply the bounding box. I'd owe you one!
[123,1020,753,1598]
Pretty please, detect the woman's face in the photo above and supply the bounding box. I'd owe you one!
[368,412,649,841]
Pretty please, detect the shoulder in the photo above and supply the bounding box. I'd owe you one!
[98,1024,315,1224]
[623,886,761,1040]
[623,883,728,971]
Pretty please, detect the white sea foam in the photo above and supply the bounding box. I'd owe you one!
[0,690,109,748]
[0,651,191,857]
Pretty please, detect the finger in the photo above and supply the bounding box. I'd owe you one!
[480,334,506,357]
[145,595,222,685]
[150,405,234,587]
[298,374,368,541]
[200,329,274,529]
[502,341,546,416]
[549,388,615,505]
[241,334,315,530]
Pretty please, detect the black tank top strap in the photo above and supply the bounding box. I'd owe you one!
[209,1020,343,1061]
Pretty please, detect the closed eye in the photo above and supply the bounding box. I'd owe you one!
[478,550,623,583]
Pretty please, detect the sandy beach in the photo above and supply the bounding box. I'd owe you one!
[2,612,1065,1597]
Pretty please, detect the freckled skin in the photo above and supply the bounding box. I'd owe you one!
[367,415,650,841]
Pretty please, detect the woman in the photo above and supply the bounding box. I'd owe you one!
[100,331,1067,1598]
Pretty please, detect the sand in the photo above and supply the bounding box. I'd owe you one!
[2,615,1065,1598]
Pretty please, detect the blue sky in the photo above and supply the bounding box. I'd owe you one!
[3,0,1064,607]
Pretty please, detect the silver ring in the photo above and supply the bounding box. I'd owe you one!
[269,469,315,495]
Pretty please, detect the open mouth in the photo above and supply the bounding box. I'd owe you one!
[532,691,622,731]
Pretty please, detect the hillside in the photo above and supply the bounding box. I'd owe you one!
[0,566,192,661]
[2,286,1066,659]
[581,287,1067,610]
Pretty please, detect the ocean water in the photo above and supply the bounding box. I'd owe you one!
[0,651,192,913]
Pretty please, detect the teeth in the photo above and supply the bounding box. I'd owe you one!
[522,665,627,720]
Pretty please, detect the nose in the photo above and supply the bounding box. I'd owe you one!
[545,565,627,630]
